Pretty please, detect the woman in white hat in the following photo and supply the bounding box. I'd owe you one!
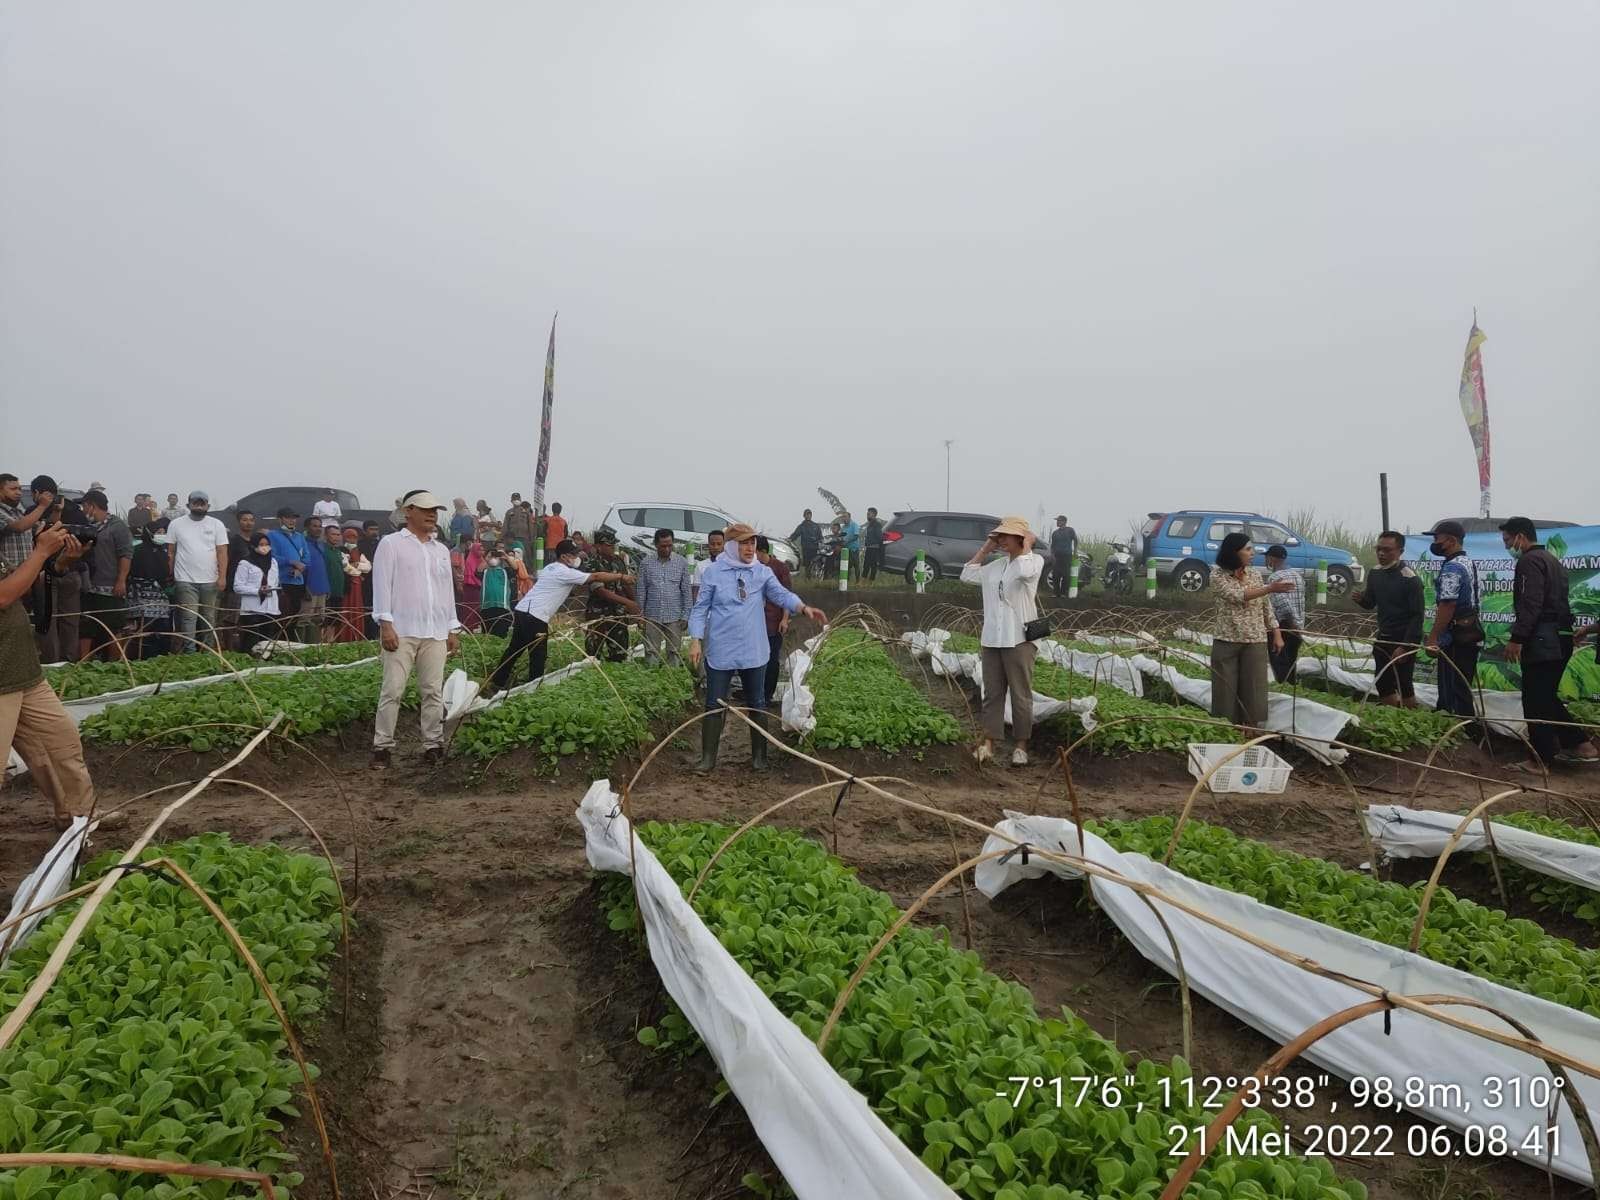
[960,516,1045,765]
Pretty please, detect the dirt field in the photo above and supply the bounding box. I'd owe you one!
[4,706,1598,1200]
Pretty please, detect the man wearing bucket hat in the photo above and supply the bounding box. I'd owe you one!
[961,516,1046,766]
[688,521,827,773]
[370,490,461,769]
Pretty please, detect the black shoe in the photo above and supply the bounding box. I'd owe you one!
[422,746,444,767]
[369,749,392,770]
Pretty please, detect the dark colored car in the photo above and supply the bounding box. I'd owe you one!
[879,510,1002,584]
[219,486,395,533]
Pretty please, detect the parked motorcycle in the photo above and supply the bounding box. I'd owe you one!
[1101,540,1135,593]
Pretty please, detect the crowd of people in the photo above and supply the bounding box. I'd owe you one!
[3,472,1596,828]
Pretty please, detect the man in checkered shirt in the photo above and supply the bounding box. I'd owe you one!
[1262,544,1305,683]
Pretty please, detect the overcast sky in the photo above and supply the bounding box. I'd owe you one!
[4,1,1596,541]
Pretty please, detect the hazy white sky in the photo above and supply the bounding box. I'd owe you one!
[4,1,1596,540]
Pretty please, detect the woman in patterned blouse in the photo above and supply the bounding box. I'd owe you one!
[1209,532,1292,729]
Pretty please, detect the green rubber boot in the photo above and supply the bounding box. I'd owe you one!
[695,714,724,774]
[750,711,770,772]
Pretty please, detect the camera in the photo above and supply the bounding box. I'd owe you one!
[58,524,99,544]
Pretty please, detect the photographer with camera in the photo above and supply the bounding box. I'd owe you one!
[0,523,97,829]
[76,489,132,661]
[0,473,54,569]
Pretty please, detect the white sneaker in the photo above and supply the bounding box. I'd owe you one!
[1011,747,1029,767]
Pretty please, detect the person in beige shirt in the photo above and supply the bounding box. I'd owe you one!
[1209,532,1290,729]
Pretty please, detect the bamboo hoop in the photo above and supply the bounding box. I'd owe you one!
[1157,992,1600,1197]
[0,716,283,1050]
[1407,788,1528,952]
[138,856,341,1200]
[0,1153,279,1198]
[669,707,1600,1083]
[1162,734,1281,864]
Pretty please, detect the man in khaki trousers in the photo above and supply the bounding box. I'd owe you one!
[1,524,97,829]
[369,491,461,769]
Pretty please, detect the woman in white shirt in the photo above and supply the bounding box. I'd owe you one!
[232,533,281,653]
[959,516,1044,766]
[485,538,631,693]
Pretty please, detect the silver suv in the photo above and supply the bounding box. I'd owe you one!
[879,510,1001,583]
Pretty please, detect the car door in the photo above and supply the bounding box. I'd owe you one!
[1248,520,1300,569]
[935,516,995,566]
[1204,519,1244,557]
[683,508,731,552]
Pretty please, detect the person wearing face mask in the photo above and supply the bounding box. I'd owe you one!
[477,538,514,637]
[165,490,229,651]
[1422,519,1482,720]
[688,522,827,773]
[268,508,310,638]
[1499,516,1599,772]
[338,524,373,642]
[232,532,281,653]
[486,538,631,693]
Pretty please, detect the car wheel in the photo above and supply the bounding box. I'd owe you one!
[1172,560,1209,593]
[903,557,942,585]
[1326,565,1354,597]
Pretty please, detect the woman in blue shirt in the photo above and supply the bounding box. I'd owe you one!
[688,522,826,773]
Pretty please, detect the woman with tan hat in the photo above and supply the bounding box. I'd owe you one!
[960,516,1045,766]
[688,522,827,773]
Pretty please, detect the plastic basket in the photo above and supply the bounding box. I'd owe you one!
[1186,743,1293,794]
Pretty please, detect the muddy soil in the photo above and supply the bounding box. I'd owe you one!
[3,718,1598,1200]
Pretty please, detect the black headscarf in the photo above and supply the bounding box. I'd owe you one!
[245,535,275,580]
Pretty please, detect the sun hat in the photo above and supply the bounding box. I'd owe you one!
[988,516,1032,539]
[400,490,448,511]
[723,522,758,542]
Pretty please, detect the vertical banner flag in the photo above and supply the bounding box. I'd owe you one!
[1457,318,1490,518]
[533,313,557,516]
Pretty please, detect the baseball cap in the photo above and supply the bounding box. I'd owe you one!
[592,526,618,545]
[188,490,209,504]
[1426,519,1467,540]
[1497,516,1537,541]
[400,490,448,511]
[1263,544,1288,560]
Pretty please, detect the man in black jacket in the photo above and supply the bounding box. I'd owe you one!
[1352,531,1425,707]
[789,509,822,579]
[1499,516,1598,771]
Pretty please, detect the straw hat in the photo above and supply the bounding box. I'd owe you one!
[989,516,1032,539]
[723,521,758,542]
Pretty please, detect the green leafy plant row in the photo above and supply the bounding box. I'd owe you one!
[1094,817,1600,1019]
[807,630,962,752]
[607,821,1363,1200]
[453,661,693,766]
[78,636,522,752]
[46,653,259,701]
[1482,812,1600,924]
[0,834,341,1200]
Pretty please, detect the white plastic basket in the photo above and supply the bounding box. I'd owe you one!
[1186,743,1293,794]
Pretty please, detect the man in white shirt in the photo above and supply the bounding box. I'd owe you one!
[166,490,230,650]
[311,488,343,525]
[370,490,460,768]
[486,538,631,693]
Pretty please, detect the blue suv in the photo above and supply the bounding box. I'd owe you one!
[1134,510,1364,596]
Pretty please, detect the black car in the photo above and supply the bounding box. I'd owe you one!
[879,510,1003,583]
[218,486,395,533]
